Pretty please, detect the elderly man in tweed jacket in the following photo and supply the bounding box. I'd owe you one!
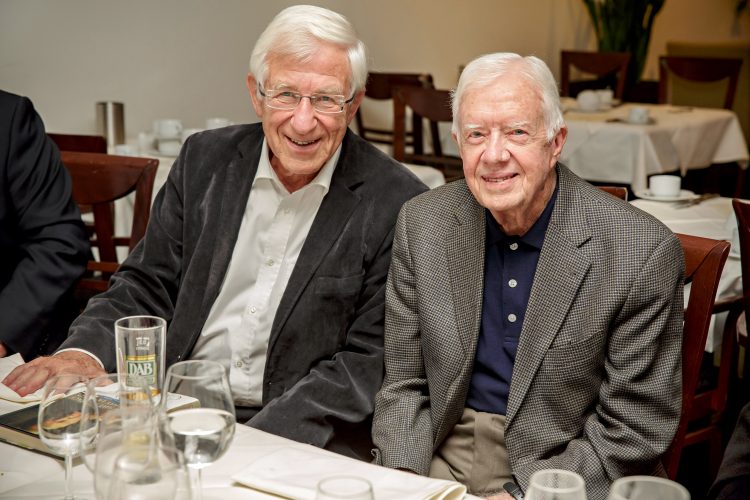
[372,53,684,500]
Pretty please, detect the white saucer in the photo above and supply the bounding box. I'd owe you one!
[634,189,698,202]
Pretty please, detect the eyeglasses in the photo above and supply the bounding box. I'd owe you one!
[258,84,355,114]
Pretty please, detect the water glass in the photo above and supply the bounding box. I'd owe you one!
[38,374,92,500]
[525,469,587,500]
[115,316,166,401]
[607,476,690,500]
[315,476,374,500]
[106,445,190,500]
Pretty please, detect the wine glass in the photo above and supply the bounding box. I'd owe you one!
[106,444,190,500]
[315,476,374,500]
[607,476,690,500]
[80,373,154,475]
[160,360,235,499]
[37,374,92,500]
[525,469,588,500]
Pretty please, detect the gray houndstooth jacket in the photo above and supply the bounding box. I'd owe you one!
[372,164,684,500]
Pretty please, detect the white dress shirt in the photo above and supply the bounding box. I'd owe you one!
[190,139,340,405]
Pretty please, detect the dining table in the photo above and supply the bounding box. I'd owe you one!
[631,195,742,352]
[437,99,749,194]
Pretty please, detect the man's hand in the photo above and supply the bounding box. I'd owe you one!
[2,351,106,396]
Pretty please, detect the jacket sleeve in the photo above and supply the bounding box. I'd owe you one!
[0,96,89,358]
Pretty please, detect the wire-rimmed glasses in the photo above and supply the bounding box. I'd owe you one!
[258,84,354,114]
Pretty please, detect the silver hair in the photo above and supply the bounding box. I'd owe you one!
[249,5,368,97]
[451,52,564,142]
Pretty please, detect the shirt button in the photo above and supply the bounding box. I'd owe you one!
[508,313,517,323]
[508,279,517,288]
[509,242,519,250]
[235,360,243,368]
[249,306,257,314]
[266,258,274,266]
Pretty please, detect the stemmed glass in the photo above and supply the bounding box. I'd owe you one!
[525,469,588,500]
[37,374,93,500]
[160,360,235,499]
[106,444,190,500]
[607,476,690,500]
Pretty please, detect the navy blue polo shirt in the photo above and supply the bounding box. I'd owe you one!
[465,185,558,415]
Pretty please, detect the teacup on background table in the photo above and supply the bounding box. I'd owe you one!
[648,174,682,198]
[596,89,614,108]
[627,106,651,124]
[153,119,183,139]
[576,90,601,112]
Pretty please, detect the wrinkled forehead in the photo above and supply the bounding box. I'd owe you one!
[264,46,352,92]
[458,74,544,122]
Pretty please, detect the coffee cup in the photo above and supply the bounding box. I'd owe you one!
[157,139,181,156]
[596,89,614,108]
[648,174,681,198]
[627,106,650,124]
[137,131,155,153]
[576,90,600,112]
[153,119,183,139]
[205,117,233,130]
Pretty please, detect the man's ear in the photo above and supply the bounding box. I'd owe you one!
[247,74,263,117]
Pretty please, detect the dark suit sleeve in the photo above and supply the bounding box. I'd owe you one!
[708,401,750,499]
[0,95,89,358]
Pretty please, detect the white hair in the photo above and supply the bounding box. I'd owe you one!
[249,5,368,96]
[451,52,564,142]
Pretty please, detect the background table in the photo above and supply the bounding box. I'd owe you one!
[631,196,741,351]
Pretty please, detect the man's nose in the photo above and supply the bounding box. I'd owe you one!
[483,133,511,163]
[291,97,317,134]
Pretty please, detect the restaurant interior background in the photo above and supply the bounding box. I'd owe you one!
[1,0,749,137]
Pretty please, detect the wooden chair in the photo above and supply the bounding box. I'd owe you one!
[48,133,107,153]
[662,233,731,480]
[597,185,628,201]
[354,72,434,148]
[560,50,631,100]
[392,85,463,181]
[61,152,158,297]
[658,56,743,110]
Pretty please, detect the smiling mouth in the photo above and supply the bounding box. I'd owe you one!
[288,136,319,146]
[483,173,517,184]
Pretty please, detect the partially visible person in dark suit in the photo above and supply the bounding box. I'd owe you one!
[0,90,89,360]
[708,401,750,499]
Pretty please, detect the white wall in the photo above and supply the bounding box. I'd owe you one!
[1,0,747,137]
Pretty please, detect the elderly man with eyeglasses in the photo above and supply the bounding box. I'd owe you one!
[4,5,426,459]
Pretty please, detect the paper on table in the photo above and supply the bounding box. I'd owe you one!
[0,354,42,403]
[232,447,467,500]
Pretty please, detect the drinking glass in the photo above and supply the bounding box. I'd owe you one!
[37,374,92,500]
[315,476,374,500]
[89,406,158,500]
[525,469,587,500]
[80,373,154,473]
[106,445,190,500]
[607,476,690,500]
[160,360,235,500]
[115,316,166,401]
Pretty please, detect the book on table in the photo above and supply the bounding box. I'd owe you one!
[0,391,198,459]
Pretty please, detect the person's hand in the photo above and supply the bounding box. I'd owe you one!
[1,351,106,396]
[0,342,7,358]
[485,493,514,500]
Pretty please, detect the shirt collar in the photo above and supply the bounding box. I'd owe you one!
[485,180,559,250]
[254,138,341,195]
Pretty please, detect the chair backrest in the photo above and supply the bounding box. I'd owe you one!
[597,185,628,201]
[658,56,743,110]
[354,72,434,146]
[662,233,730,479]
[48,133,107,153]
[392,85,462,179]
[560,50,631,99]
[61,152,158,289]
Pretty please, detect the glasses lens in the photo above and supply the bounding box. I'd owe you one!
[312,95,343,113]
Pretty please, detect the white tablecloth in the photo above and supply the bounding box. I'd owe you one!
[438,100,748,193]
[631,196,742,351]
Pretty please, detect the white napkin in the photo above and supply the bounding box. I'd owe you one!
[232,447,467,500]
[0,354,43,402]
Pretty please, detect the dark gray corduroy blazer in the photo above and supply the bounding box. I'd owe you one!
[373,164,684,499]
[61,123,427,460]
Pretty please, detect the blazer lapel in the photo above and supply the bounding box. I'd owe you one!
[505,168,593,427]
[446,187,486,357]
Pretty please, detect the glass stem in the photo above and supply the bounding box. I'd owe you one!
[63,453,74,500]
[190,468,203,500]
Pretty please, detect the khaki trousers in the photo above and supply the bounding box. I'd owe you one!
[428,408,512,497]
